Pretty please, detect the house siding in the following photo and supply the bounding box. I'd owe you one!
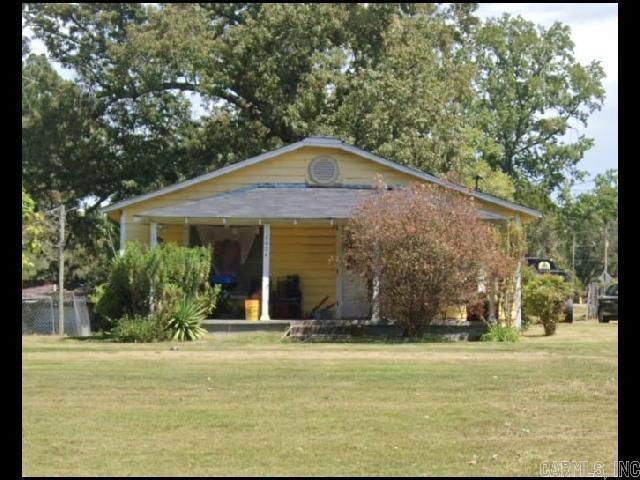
[271,225,337,316]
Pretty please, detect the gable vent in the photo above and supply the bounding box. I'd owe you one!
[309,156,339,185]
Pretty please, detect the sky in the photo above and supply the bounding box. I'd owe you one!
[476,3,618,192]
[26,3,618,193]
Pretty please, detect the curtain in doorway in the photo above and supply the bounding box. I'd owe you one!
[194,226,259,279]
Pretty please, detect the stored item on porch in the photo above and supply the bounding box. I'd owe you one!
[273,275,303,319]
[309,296,334,320]
[245,299,260,321]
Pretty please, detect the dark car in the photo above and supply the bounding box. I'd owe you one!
[597,283,618,323]
[525,257,574,323]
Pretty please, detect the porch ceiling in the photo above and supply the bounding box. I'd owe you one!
[133,184,510,223]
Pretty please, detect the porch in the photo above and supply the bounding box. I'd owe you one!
[200,318,489,341]
[128,185,379,321]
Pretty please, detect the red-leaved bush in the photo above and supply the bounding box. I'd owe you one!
[344,179,513,336]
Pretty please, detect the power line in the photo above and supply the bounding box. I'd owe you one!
[570,179,596,187]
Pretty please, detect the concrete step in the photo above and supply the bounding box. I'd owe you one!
[202,319,290,334]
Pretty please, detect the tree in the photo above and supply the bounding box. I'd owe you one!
[24,3,484,201]
[22,54,114,207]
[558,170,618,284]
[523,274,572,336]
[472,14,606,199]
[344,180,507,337]
[326,4,478,177]
[23,3,198,203]
[22,186,45,280]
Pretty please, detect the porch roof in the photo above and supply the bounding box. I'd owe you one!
[133,184,510,223]
[135,184,508,223]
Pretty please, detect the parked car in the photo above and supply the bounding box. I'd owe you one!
[525,257,574,323]
[597,283,618,323]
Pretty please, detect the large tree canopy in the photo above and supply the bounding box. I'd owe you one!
[472,14,606,201]
[24,3,487,203]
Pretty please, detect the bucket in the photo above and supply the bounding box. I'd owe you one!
[244,299,260,321]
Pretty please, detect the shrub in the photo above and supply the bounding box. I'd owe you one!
[112,314,168,343]
[480,324,520,342]
[95,242,155,320]
[344,179,509,337]
[164,298,208,341]
[523,274,572,336]
[95,242,219,321]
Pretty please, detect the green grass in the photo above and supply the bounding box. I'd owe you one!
[22,321,617,476]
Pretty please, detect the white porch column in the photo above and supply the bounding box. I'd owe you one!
[488,279,499,324]
[260,224,271,320]
[513,261,522,328]
[183,221,190,247]
[119,210,127,256]
[147,222,158,313]
[371,241,381,323]
[150,222,158,249]
[336,225,344,320]
[513,213,522,328]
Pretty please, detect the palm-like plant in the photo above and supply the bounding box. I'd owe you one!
[165,298,208,341]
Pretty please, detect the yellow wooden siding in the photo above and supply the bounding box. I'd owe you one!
[120,147,414,215]
[443,305,468,321]
[125,222,150,246]
[121,223,185,247]
[159,224,186,245]
[271,225,337,317]
[441,301,515,322]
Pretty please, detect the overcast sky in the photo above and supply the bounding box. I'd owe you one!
[26,4,618,192]
[476,3,618,191]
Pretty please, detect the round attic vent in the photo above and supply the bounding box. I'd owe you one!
[309,156,339,185]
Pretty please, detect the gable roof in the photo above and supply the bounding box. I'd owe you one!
[102,136,542,218]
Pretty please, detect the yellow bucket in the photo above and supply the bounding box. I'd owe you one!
[244,299,260,321]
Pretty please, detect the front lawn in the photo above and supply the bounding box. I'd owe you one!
[22,321,617,476]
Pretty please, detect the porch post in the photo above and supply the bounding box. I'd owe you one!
[147,221,158,313]
[488,279,498,324]
[513,214,522,328]
[183,220,190,247]
[119,210,127,256]
[150,222,158,249]
[371,241,381,323]
[260,223,271,320]
[336,225,343,320]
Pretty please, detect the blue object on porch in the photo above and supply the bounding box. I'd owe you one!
[211,274,236,285]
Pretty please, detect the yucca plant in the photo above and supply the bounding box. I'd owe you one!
[165,298,208,341]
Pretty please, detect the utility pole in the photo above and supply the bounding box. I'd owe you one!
[603,223,608,277]
[572,233,576,273]
[58,204,65,336]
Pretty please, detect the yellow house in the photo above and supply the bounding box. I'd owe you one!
[103,136,541,324]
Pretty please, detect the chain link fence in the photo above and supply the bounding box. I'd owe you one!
[22,293,91,336]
